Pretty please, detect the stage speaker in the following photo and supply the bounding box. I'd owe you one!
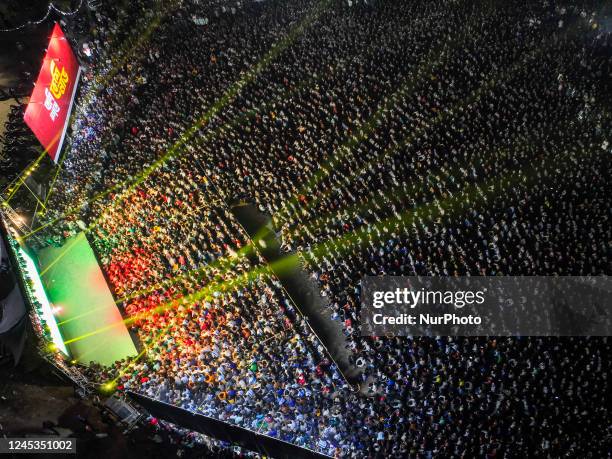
[104,395,141,425]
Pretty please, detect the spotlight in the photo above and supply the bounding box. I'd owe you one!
[102,382,116,392]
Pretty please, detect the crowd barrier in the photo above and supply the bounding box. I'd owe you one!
[127,390,332,459]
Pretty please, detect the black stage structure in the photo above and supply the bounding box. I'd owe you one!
[0,216,27,364]
[127,391,331,459]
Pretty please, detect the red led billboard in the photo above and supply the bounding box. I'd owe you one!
[24,23,81,163]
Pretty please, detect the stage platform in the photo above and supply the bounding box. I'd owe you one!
[37,232,137,366]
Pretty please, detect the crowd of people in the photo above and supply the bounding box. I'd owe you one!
[28,0,612,456]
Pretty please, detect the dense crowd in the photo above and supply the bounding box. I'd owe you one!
[30,0,612,456]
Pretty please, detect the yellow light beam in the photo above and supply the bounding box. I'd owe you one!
[104,322,174,390]
[5,2,171,205]
[284,94,588,239]
[277,42,549,229]
[22,1,333,310]
[65,142,596,345]
[273,40,455,227]
[60,240,255,327]
[4,149,47,203]
[21,0,331,241]
[39,230,84,277]
[272,3,499,227]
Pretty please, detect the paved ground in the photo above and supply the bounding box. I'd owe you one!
[0,4,54,138]
[0,60,20,140]
[0,21,43,161]
[0,338,83,433]
[0,337,220,458]
[0,20,54,211]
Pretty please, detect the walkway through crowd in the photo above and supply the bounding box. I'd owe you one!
[231,201,361,385]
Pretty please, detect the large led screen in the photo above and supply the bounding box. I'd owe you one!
[24,23,81,163]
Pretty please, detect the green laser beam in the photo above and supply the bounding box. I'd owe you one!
[275,10,591,231]
[21,1,334,326]
[3,149,47,203]
[274,35,461,227]
[4,2,176,205]
[272,1,505,227]
[278,40,551,230]
[63,142,599,345]
[22,0,332,242]
[283,89,589,240]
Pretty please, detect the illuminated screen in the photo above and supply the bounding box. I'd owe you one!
[16,244,68,355]
[24,23,82,163]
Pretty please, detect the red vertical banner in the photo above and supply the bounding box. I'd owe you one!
[24,23,81,163]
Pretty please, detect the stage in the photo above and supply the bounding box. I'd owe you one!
[37,232,137,366]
